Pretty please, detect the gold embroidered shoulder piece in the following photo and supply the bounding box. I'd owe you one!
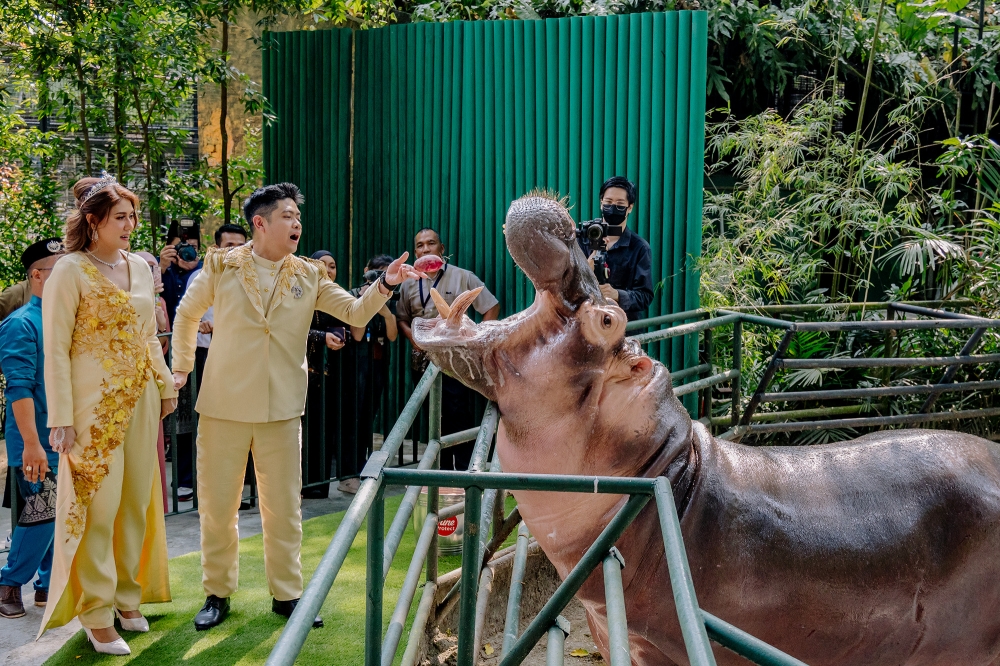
[66,259,152,539]
[224,244,265,317]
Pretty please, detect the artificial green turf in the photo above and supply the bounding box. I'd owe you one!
[44,495,465,666]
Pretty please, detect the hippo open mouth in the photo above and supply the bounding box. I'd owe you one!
[412,192,1000,666]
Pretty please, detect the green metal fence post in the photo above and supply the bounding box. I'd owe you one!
[456,485,483,665]
[652,477,716,666]
[702,610,808,666]
[602,547,631,666]
[498,494,649,666]
[501,522,531,658]
[731,319,742,427]
[427,373,442,587]
[366,482,386,666]
[546,616,571,666]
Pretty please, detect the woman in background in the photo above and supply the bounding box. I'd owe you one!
[137,251,171,513]
[40,175,176,655]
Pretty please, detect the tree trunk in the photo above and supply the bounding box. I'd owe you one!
[132,90,158,254]
[74,50,92,175]
[113,57,124,177]
[220,10,231,225]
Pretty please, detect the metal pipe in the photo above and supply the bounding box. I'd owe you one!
[603,548,631,666]
[891,302,978,320]
[675,370,740,397]
[399,582,437,666]
[732,319,742,425]
[717,310,795,330]
[737,406,1000,434]
[478,456,504,562]
[702,329,714,420]
[738,330,796,429]
[501,523,531,658]
[546,616,571,666]
[625,308,708,332]
[382,470,656,495]
[631,314,741,345]
[762,379,1000,402]
[440,502,465,520]
[469,403,500,472]
[427,373,442,587]
[456,486,484,665]
[384,439,442,578]
[365,484,386,666]
[653,478,717,666]
[498,495,650,666]
[671,363,711,384]
[921,328,988,412]
[382,513,439,665]
[442,426,482,448]
[266,365,439,666]
[795,318,1000,332]
[702,610,808,666]
[779,353,1000,369]
[472,566,495,665]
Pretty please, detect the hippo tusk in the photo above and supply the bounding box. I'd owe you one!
[430,288,452,318]
[446,287,484,327]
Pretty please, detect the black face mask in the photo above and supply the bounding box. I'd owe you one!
[601,204,629,229]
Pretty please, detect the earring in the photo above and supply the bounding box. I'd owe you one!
[91,228,99,242]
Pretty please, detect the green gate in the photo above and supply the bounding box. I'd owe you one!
[263,11,708,424]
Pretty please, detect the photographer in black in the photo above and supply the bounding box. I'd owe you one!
[577,176,654,321]
[159,218,204,324]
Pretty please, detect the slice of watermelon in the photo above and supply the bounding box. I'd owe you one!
[414,255,445,273]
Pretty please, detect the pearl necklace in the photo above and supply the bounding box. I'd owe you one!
[87,249,124,269]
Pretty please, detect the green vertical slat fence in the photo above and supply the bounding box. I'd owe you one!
[263,13,708,424]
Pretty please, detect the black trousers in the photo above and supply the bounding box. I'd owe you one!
[411,370,478,471]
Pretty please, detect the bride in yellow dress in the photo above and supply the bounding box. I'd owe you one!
[40,175,177,655]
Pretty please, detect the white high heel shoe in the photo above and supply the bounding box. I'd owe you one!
[83,627,131,656]
[114,607,150,632]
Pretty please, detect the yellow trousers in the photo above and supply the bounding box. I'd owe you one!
[196,416,303,601]
[56,381,168,630]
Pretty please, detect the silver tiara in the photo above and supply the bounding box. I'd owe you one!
[81,171,118,204]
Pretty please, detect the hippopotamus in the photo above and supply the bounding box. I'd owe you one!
[411,192,1000,666]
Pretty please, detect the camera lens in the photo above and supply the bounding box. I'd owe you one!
[178,244,198,262]
[587,224,604,241]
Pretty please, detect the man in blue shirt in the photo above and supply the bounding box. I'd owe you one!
[0,238,64,618]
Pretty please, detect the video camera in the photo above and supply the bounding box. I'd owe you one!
[576,219,612,284]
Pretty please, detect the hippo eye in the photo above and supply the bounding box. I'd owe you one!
[602,314,612,328]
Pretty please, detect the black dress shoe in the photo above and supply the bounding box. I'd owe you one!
[272,598,323,628]
[194,595,230,631]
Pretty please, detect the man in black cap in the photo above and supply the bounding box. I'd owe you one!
[0,238,64,618]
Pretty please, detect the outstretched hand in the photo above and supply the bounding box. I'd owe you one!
[383,252,427,286]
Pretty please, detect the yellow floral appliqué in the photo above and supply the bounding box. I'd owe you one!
[66,261,151,539]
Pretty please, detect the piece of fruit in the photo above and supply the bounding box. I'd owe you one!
[414,254,445,272]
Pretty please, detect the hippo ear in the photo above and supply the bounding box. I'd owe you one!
[412,288,499,402]
[504,193,604,312]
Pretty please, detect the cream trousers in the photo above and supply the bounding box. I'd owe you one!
[74,382,160,629]
[196,415,303,601]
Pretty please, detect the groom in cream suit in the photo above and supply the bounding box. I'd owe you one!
[170,183,425,630]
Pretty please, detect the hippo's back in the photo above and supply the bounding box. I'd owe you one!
[677,428,1000,666]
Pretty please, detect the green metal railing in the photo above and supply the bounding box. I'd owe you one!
[266,301,1000,666]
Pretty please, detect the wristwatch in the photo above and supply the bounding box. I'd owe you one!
[378,272,399,295]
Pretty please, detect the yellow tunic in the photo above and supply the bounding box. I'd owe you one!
[39,252,177,634]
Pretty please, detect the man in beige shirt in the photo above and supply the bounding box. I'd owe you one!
[170,183,424,631]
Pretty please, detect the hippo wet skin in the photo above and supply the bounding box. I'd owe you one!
[412,192,1000,666]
